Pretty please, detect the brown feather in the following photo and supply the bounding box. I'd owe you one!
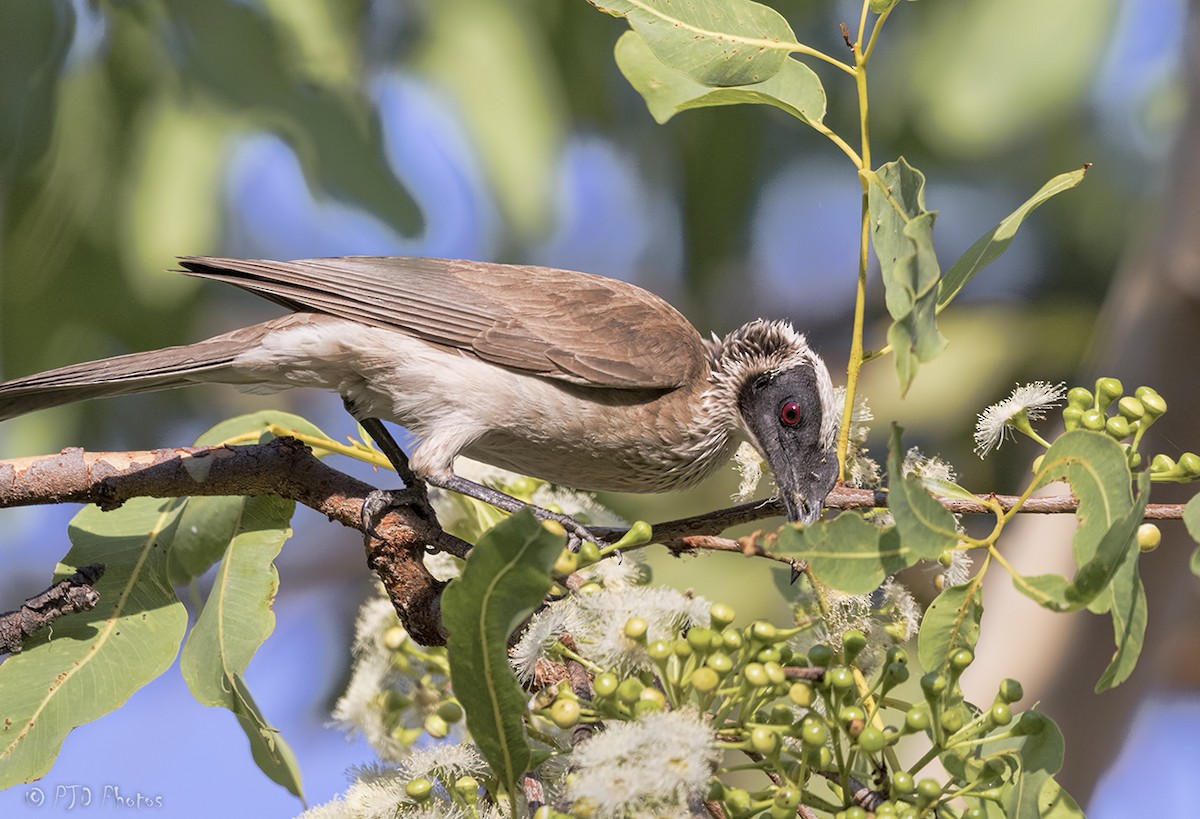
[177,257,706,389]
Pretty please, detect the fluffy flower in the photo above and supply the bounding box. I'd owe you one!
[511,584,710,680]
[566,710,719,818]
[732,441,766,501]
[974,382,1066,457]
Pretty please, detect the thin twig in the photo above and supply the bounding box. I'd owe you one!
[0,564,106,654]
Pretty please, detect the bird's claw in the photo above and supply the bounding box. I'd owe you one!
[361,487,425,540]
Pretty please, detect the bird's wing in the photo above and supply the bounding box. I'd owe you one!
[177,256,707,389]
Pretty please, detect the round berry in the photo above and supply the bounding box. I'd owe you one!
[592,672,619,697]
[550,698,581,729]
[691,666,720,694]
[1137,523,1161,552]
[857,725,886,753]
[710,602,737,628]
[789,681,816,707]
[989,703,1013,726]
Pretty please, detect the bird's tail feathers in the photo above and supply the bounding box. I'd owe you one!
[0,325,271,422]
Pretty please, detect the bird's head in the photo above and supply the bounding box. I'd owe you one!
[710,320,839,524]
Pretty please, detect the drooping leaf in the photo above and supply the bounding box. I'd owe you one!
[776,513,914,595]
[938,166,1090,310]
[1095,522,1148,693]
[179,494,301,798]
[887,425,960,560]
[0,499,188,787]
[589,0,797,86]
[868,159,946,395]
[443,510,564,798]
[614,31,825,125]
[918,579,983,676]
[1039,776,1085,819]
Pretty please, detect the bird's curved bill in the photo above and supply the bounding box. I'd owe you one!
[780,453,839,525]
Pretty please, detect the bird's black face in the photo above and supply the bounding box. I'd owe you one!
[738,365,838,525]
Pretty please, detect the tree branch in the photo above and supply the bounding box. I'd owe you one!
[0,440,462,646]
[0,564,106,655]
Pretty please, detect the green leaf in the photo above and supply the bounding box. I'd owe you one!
[776,514,914,595]
[1039,776,1085,819]
[192,409,330,447]
[868,159,946,395]
[918,579,983,676]
[614,31,825,125]
[1095,528,1147,692]
[589,0,797,86]
[1011,432,1138,612]
[169,411,326,585]
[978,710,1066,819]
[887,425,960,559]
[870,0,900,12]
[938,167,1090,311]
[0,499,188,787]
[1191,547,1200,577]
[179,493,302,797]
[1184,494,1200,545]
[443,510,564,798]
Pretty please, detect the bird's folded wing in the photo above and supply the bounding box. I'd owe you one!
[178,256,706,390]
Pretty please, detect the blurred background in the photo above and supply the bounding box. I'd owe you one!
[1,0,1197,815]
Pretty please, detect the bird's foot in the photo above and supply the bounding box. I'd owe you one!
[361,487,431,541]
[531,505,601,553]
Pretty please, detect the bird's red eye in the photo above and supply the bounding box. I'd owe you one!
[780,401,802,427]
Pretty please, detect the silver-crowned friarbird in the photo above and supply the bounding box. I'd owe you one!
[0,257,840,533]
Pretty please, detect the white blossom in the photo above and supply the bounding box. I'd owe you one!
[566,710,719,818]
[974,382,1066,457]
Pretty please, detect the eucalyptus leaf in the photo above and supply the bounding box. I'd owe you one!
[1191,547,1200,578]
[887,425,960,559]
[918,580,983,676]
[179,494,301,797]
[1095,535,1147,693]
[589,0,796,86]
[938,166,1090,311]
[869,159,946,395]
[870,0,901,12]
[614,31,825,126]
[0,499,188,787]
[1184,494,1200,545]
[977,711,1066,819]
[443,511,564,798]
[1011,432,1138,613]
[776,513,914,595]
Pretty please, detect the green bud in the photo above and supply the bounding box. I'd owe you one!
[686,627,716,654]
[706,652,734,674]
[647,639,672,661]
[577,540,602,564]
[763,661,787,685]
[1117,396,1145,421]
[423,714,449,738]
[550,698,581,729]
[750,620,778,643]
[1137,522,1162,552]
[690,666,720,694]
[1179,452,1200,478]
[857,725,886,753]
[1061,406,1083,431]
[808,644,835,667]
[383,625,409,651]
[998,678,1024,703]
[1066,386,1093,409]
[841,629,868,664]
[710,602,737,628]
[789,681,816,707]
[454,776,479,802]
[721,627,743,651]
[615,677,645,704]
[1151,453,1177,474]
[592,672,619,697]
[1105,415,1131,440]
[1080,409,1106,431]
[552,548,579,576]
[436,700,464,724]
[623,617,648,642]
[638,687,666,709]
[743,663,770,688]
[1095,377,1123,409]
[405,777,433,801]
[750,725,780,755]
[1136,386,1167,418]
[891,770,916,794]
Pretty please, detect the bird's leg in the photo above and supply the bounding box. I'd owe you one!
[421,473,599,550]
[354,415,598,549]
[355,416,434,539]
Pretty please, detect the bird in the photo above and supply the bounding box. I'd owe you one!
[0,257,840,537]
